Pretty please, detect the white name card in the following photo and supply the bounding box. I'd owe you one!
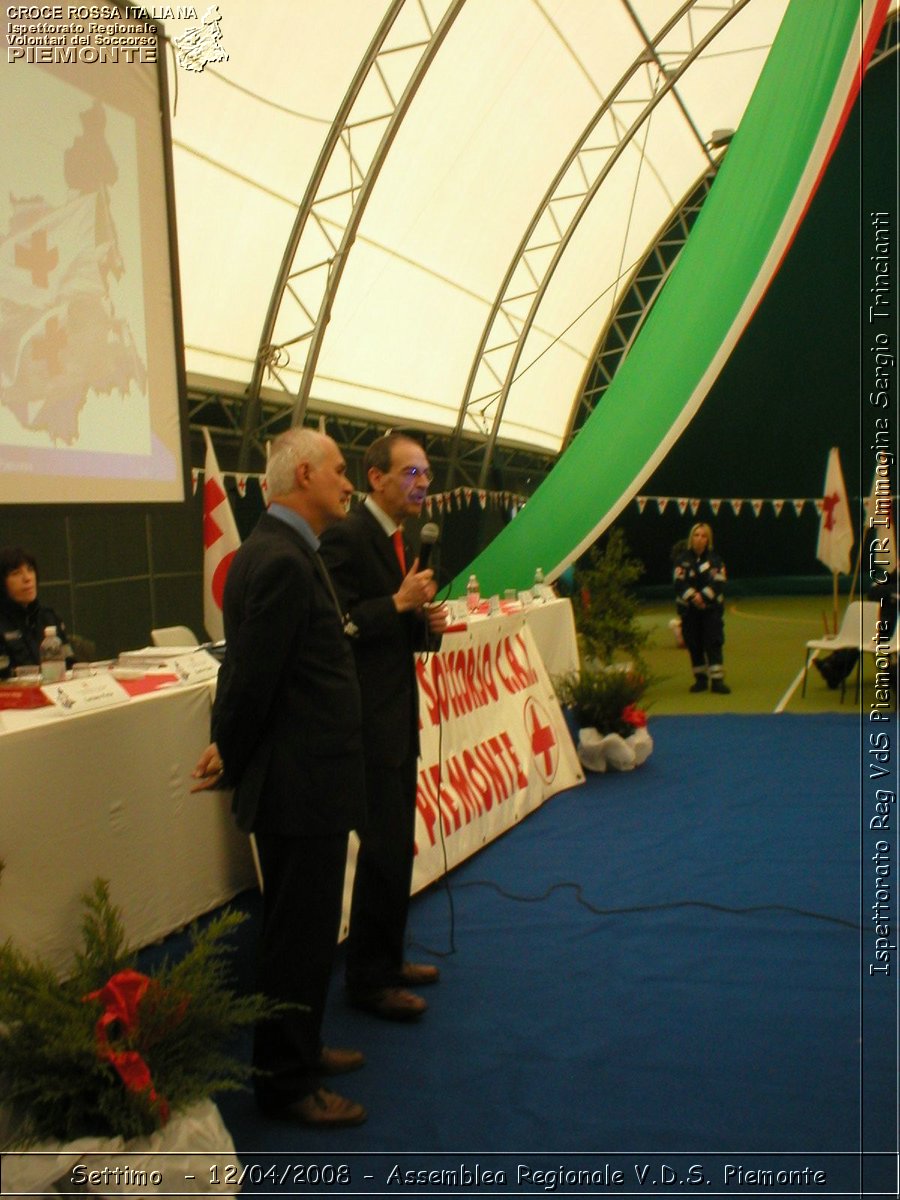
[41,675,131,714]
[169,649,221,685]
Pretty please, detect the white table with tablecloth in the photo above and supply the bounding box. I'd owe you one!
[0,599,581,972]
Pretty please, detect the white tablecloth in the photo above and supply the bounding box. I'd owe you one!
[521,596,580,678]
[0,681,256,974]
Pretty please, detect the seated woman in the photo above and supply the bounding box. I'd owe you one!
[0,546,74,679]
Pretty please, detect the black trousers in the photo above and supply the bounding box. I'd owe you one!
[681,606,725,676]
[346,755,418,994]
[252,829,348,1107]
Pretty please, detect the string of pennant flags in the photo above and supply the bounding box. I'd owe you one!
[191,467,531,514]
[631,495,869,518]
[192,468,880,520]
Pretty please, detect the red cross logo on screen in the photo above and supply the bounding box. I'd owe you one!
[524,695,558,784]
[16,229,58,288]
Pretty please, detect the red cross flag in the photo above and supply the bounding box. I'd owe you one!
[202,428,240,641]
[816,447,853,575]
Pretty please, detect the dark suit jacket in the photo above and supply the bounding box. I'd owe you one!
[320,505,431,769]
[211,511,365,836]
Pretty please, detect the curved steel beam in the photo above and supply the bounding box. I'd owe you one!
[445,0,700,485]
[239,0,405,468]
[563,2,897,459]
[562,164,719,449]
[446,0,751,488]
[869,3,898,65]
[237,0,466,468]
[289,0,465,430]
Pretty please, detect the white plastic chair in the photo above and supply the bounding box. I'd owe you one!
[802,601,882,701]
[151,625,199,647]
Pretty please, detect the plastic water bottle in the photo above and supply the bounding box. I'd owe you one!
[39,625,66,683]
[466,573,480,614]
[533,566,545,600]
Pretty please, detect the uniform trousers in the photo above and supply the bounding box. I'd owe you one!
[681,605,725,677]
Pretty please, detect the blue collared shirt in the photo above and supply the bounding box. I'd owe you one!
[267,502,319,552]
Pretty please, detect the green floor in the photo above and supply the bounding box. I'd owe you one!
[635,595,891,716]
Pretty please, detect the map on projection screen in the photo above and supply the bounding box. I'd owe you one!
[0,54,187,504]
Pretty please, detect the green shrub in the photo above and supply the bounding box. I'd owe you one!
[574,529,649,669]
[554,664,649,736]
[0,880,280,1145]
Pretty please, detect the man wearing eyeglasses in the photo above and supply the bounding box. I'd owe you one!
[321,432,448,1020]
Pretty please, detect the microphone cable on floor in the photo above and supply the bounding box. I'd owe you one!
[409,575,862,959]
[457,879,861,931]
[408,877,862,958]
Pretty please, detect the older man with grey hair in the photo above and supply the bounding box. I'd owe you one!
[193,428,368,1128]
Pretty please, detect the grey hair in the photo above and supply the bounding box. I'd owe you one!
[266,428,328,497]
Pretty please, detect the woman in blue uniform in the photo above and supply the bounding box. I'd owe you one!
[0,547,72,679]
[673,523,731,694]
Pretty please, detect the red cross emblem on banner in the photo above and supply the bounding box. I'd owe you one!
[523,695,558,784]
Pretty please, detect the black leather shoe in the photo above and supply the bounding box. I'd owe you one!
[349,986,427,1020]
[689,676,708,692]
[710,679,731,694]
[260,1088,367,1128]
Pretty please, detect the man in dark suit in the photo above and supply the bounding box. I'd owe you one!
[320,432,447,1020]
[192,429,367,1128]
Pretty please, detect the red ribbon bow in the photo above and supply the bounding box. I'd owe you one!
[621,704,648,729]
[84,969,170,1123]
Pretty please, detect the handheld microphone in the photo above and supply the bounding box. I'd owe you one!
[419,522,440,571]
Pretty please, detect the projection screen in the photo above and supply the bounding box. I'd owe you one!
[0,8,188,504]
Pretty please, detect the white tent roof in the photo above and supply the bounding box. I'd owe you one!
[169,0,791,454]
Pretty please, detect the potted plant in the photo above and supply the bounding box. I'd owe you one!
[555,663,651,771]
[0,879,278,1196]
[555,530,653,771]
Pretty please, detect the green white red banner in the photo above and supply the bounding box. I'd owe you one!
[451,0,890,598]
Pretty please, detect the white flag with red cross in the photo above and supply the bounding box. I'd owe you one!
[202,428,240,641]
[816,447,853,575]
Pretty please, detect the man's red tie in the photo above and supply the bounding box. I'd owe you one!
[392,529,406,574]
